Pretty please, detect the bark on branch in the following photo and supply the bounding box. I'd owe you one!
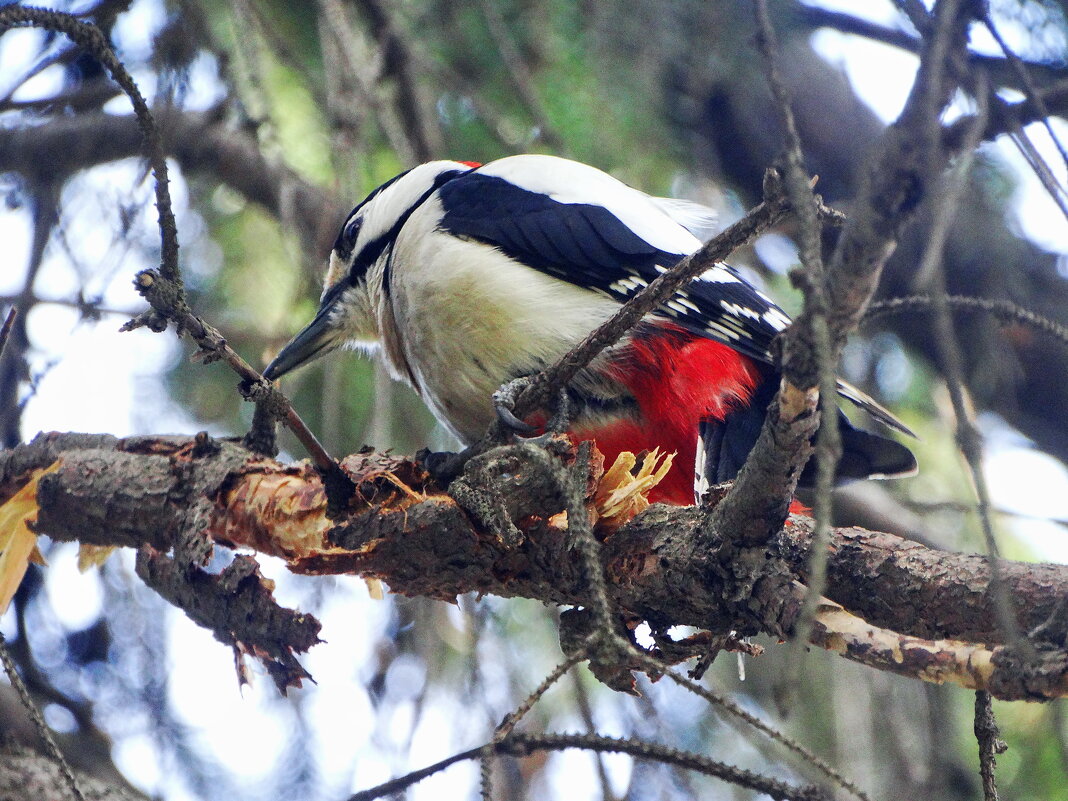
[3,432,1067,701]
[0,744,147,801]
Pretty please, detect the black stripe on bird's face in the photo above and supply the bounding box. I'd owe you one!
[335,167,476,290]
[333,170,413,262]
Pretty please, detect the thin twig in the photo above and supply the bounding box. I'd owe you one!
[122,282,342,475]
[1050,703,1068,780]
[913,76,1027,653]
[943,77,1068,151]
[864,295,1068,346]
[974,690,1006,801]
[569,668,617,801]
[981,12,1068,178]
[0,308,16,362]
[752,0,840,708]
[347,745,484,801]
[479,749,493,801]
[648,659,870,801]
[499,732,827,801]
[0,293,139,319]
[349,731,828,801]
[980,6,1068,211]
[990,75,1068,225]
[1006,123,1068,222]
[494,653,584,741]
[795,4,1068,88]
[0,633,86,801]
[564,443,616,637]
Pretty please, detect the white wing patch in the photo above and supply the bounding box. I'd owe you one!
[763,307,791,331]
[704,320,743,341]
[694,427,710,502]
[720,301,764,321]
[698,266,742,284]
[610,276,649,294]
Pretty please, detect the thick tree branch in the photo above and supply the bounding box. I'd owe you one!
[794,4,1068,89]
[780,519,1068,647]
[5,432,1068,701]
[0,745,146,801]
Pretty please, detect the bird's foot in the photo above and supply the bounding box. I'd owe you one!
[492,376,538,434]
[492,376,571,444]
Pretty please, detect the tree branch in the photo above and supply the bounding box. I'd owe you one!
[5,432,1068,701]
[794,4,1068,89]
[0,744,146,801]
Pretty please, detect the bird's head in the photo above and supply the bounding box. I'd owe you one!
[262,160,478,381]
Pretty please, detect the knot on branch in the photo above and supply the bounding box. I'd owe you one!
[559,608,645,695]
[988,643,1068,701]
[120,308,170,334]
[707,540,799,640]
[760,166,786,204]
[239,378,289,417]
[449,436,577,546]
[130,269,190,326]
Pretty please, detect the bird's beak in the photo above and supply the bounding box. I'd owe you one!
[262,305,342,381]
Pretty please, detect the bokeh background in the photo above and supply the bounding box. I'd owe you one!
[2,0,1068,798]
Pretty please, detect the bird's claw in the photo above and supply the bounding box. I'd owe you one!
[494,402,538,434]
[492,376,538,435]
[492,376,571,439]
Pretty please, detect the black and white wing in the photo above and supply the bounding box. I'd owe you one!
[436,155,787,364]
[436,155,912,437]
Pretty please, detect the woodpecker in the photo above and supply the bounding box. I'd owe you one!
[263,155,915,505]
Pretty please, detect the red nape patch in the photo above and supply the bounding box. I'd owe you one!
[458,161,482,169]
[574,324,765,506]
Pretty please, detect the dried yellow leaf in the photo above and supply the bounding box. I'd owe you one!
[364,577,385,600]
[78,544,117,572]
[0,461,61,612]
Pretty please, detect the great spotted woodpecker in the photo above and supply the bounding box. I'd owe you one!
[263,155,916,505]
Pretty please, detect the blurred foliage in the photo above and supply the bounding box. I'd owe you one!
[2,0,1068,800]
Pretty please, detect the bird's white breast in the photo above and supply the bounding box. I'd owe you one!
[379,196,625,443]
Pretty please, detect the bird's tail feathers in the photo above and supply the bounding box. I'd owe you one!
[835,379,915,437]
[696,379,917,501]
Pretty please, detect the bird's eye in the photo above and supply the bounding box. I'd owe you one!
[342,217,362,249]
